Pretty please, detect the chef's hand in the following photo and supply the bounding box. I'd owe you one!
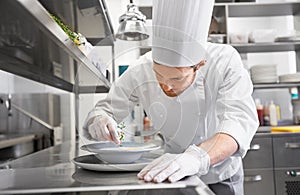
[137,144,210,183]
[87,115,120,144]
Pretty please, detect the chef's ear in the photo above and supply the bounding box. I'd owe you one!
[193,60,206,71]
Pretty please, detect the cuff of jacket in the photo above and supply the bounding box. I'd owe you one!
[82,110,110,140]
[217,120,256,158]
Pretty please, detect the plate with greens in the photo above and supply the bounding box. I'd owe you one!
[80,141,160,164]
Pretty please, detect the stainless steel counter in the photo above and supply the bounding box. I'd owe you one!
[0,141,214,194]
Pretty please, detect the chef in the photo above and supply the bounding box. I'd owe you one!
[83,0,259,194]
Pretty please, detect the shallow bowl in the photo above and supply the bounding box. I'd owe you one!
[81,141,160,164]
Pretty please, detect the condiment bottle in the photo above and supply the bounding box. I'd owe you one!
[276,105,281,121]
[269,100,278,126]
[255,99,264,126]
[263,102,270,126]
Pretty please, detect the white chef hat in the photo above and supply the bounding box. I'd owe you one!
[152,0,214,67]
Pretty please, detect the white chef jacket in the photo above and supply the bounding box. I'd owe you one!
[84,42,259,184]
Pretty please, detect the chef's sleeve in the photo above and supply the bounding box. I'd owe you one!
[82,66,139,133]
[216,47,259,158]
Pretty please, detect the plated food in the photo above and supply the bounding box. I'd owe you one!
[80,141,160,164]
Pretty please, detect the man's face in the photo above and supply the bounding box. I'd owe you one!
[153,62,202,97]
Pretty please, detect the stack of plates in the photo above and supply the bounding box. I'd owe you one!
[279,72,300,83]
[250,64,278,84]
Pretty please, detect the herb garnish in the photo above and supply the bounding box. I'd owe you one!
[50,14,84,46]
[117,122,126,142]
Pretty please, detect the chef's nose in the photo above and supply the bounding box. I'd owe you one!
[162,83,173,91]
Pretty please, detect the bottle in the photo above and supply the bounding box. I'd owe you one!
[276,105,281,121]
[143,113,151,142]
[255,99,264,126]
[263,102,270,126]
[290,87,299,100]
[269,100,278,126]
[134,104,144,135]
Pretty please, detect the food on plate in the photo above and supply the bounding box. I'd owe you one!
[50,14,85,46]
[117,122,126,142]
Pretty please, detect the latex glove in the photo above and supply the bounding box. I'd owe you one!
[87,115,120,144]
[137,144,210,183]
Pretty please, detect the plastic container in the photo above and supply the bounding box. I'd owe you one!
[269,101,278,126]
[230,32,248,44]
[292,99,300,125]
[249,29,277,43]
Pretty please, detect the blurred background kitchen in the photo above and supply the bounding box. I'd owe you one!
[0,0,300,194]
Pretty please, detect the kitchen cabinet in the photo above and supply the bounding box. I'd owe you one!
[244,169,275,195]
[243,133,300,195]
[273,134,300,195]
[243,136,275,195]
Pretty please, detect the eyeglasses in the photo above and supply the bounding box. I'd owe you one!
[154,69,195,84]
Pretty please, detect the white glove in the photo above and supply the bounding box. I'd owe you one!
[87,115,120,144]
[137,144,210,183]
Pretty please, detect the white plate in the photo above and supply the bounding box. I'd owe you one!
[81,141,160,153]
[279,73,300,83]
[81,141,161,163]
[72,153,160,172]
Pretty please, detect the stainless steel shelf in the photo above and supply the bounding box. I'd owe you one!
[139,42,300,54]
[253,83,300,89]
[226,2,300,17]
[232,42,300,53]
[140,2,300,19]
[0,0,112,93]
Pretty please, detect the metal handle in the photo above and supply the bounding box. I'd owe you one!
[249,144,260,151]
[286,171,300,177]
[285,142,300,149]
[244,175,262,182]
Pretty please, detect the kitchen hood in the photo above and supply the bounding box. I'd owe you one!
[0,0,113,93]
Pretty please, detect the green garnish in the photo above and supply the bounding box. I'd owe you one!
[117,122,126,142]
[50,14,84,46]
